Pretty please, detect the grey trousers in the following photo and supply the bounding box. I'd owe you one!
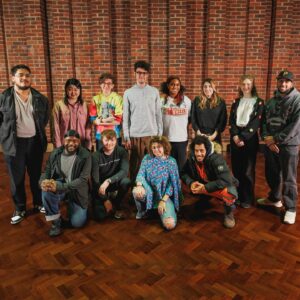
[264,145,299,211]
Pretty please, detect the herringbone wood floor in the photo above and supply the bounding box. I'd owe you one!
[0,152,299,300]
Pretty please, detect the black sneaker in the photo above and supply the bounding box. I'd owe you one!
[49,218,62,237]
[33,205,46,214]
[11,210,26,225]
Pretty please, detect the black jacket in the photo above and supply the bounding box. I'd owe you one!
[91,145,129,192]
[181,150,238,197]
[229,97,264,141]
[262,88,300,146]
[40,146,91,208]
[0,86,49,156]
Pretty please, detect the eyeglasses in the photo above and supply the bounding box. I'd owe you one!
[14,73,31,78]
[135,71,148,76]
[101,82,113,86]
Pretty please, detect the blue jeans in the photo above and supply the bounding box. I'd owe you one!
[42,191,87,228]
[134,194,177,229]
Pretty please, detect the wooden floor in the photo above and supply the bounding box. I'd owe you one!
[0,152,299,300]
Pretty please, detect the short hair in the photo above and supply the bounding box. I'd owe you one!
[190,135,212,154]
[238,74,258,98]
[149,136,171,157]
[160,75,186,96]
[134,60,150,72]
[101,129,117,140]
[64,78,83,105]
[11,64,31,76]
[64,129,80,139]
[99,72,115,85]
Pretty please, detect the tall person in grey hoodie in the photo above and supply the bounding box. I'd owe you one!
[258,70,300,225]
[123,60,163,182]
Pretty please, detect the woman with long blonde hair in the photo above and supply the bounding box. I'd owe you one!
[229,75,264,208]
[191,78,227,144]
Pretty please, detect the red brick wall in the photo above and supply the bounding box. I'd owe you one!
[0,0,299,143]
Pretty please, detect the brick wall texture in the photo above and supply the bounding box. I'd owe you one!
[0,0,300,143]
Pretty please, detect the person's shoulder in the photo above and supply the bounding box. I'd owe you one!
[208,152,226,163]
[183,95,192,104]
[167,156,178,166]
[31,88,48,101]
[78,146,91,159]
[1,86,13,97]
[50,146,63,159]
[112,92,123,101]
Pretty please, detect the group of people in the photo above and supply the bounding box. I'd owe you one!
[0,62,299,237]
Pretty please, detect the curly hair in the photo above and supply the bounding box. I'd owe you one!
[160,75,186,96]
[149,136,172,157]
[189,135,212,155]
[238,74,258,98]
[198,78,221,109]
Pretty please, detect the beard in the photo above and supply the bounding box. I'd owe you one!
[16,83,31,90]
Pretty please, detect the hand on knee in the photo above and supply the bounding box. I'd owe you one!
[163,217,176,230]
[133,186,145,200]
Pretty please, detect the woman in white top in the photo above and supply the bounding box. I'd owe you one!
[229,75,264,208]
[160,76,191,171]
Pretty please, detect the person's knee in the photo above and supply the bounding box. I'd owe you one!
[120,178,131,190]
[70,214,87,228]
[162,217,176,230]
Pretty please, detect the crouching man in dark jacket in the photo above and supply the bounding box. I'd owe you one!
[40,130,91,236]
[181,135,238,228]
[91,129,131,220]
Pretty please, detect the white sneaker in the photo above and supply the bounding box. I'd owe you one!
[284,211,296,224]
[257,198,283,208]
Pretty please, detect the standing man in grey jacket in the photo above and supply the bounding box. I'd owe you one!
[258,70,300,225]
[123,60,163,182]
[0,64,49,225]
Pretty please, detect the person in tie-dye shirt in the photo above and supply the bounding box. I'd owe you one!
[89,73,123,149]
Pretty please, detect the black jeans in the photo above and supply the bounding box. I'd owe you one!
[264,145,299,211]
[93,177,131,220]
[231,134,258,205]
[4,136,44,211]
[170,141,188,172]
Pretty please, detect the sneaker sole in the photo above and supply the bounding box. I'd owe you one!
[10,216,24,225]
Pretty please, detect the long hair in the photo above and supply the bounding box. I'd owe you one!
[198,78,220,109]
[64,78,83,105]
[238,75,258,98]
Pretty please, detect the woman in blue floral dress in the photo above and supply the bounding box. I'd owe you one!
[133,136,182,230]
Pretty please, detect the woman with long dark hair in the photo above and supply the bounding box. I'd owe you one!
[191,78,227,145]
[52,78,91,149]
[229,75,264,208]
[160,75,191,171]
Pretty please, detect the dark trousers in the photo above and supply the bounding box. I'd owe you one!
[4,136,44,211]
[231,134,258,205]
[170,141,188,172]
[93,177,131,220]
[264,145,299,211]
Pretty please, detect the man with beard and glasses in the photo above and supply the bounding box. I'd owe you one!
[40,130,91,237]
[0,64,49,225]
[258,70,300,225]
